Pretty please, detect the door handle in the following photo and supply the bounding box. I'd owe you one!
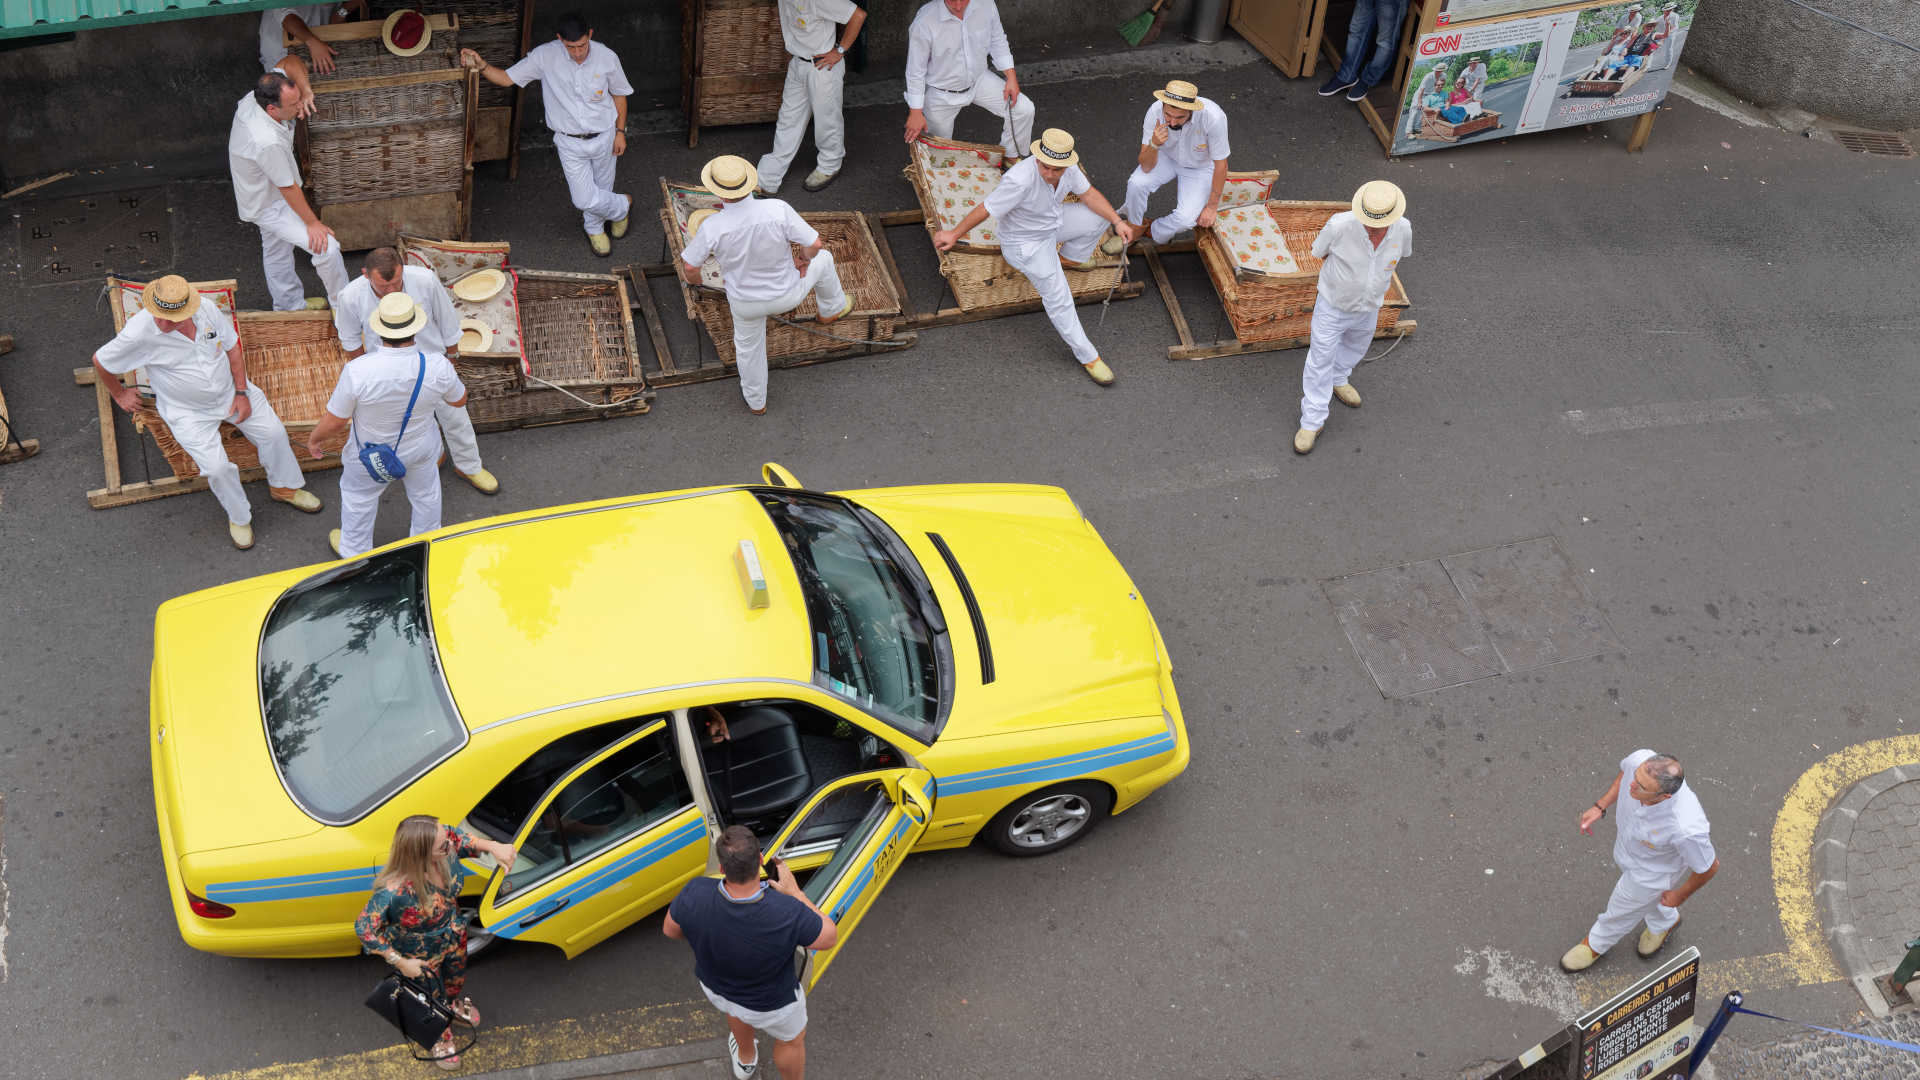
[517,897,571,929]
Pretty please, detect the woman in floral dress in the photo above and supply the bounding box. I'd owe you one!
[357,815,517,1069]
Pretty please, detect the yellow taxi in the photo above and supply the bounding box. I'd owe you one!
[151,465,1188,987]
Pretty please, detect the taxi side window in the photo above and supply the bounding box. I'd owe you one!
[503,729,692,897]
[467,717,646,841]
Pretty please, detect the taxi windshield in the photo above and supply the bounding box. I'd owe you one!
[258,545,465,825]
[756,491,951,743]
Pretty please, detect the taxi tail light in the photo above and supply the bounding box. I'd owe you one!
[187,891,236,919]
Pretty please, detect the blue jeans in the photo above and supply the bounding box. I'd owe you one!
[1334,0,1411,87]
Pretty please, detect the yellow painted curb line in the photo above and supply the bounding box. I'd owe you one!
[1578,734,1920,1008]
[187,997,720,1080]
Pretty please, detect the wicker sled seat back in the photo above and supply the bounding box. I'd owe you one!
[1196,200,1409,344]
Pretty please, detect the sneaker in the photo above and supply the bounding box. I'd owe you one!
[817,295,855,325]
[1559,939,1602,972]
[302,297,330,311]
[1293,427,1319,455]
[1082,358,1115,386]
[728,1032,758,1079]
[802,169,836,192]
[229,521,254,550]
[1318,75,1359,96]
[1345,82,1374,102]
[587,232,611,257]
[610,198,632,239]
[1333,382,1362,408]
[458,468,500,495]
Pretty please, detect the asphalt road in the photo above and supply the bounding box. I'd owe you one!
[2,44,1918,1080]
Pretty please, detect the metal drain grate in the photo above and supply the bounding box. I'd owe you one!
[1833,129,1915,158]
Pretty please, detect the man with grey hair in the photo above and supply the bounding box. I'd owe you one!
[1562,749,1718,971]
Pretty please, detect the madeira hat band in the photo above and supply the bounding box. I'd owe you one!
[141,275,203,322]
[1029,127,1080,168]
[701,155,759,199]
[1152,79,1205,110]
[370,291,429,340]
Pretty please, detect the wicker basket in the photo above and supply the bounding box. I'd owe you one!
[308,121,469,203]
[467,269,649,432]
[300,24,461,80]
[684,0,787,129]
[1418,107,1502,141]
[1195,200,1410,343]
[660,205,903,367]
[311,78,465,130]
[468,383,649,430]
[903,135,1125,311]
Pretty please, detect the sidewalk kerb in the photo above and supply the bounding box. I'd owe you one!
[460,1038,729,1080]
[1810,763,1917,1018]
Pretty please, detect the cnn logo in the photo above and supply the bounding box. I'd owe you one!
[1420,33,1462,55]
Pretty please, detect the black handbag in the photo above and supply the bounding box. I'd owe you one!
[364,972,476,1059]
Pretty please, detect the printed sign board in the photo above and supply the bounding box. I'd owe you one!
[1574,946,1700,1080]
[1391,0,1695,155]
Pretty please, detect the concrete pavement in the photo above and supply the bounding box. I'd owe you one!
[2,32,1920,1080]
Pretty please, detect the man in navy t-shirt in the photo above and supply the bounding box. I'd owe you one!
[665,825,838,1079]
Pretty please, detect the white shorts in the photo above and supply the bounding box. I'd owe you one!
[700,982,808,1043]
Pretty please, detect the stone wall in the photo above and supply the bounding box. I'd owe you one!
[1682,0,1918,131]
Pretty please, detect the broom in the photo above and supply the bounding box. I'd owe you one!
[1118,0,1170,47]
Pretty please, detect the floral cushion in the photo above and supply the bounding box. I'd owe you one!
[399,238,523,360]
[108,278,236,332]
[1218,174,1275,209]
[1213,204,1300,278]
[664,182,726,289]
[914,138,1003,171]
[922,164,1001,247]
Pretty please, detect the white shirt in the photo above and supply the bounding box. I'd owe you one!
[1139,97,1230,173]
[1616,10,1643,33]
[904,0,1015,110]
[334,268,461,356]
[1656,12,1680,37]
[1461,62,1488,97]
[774,0,858,58]
[506,40,632,135]
[1310,211,1411,314]
[327,344,466,461]
[258,4,333,72]
[1610,749,1716,888]
[228,91,301,224]
[94,305,241,420]
[1413,67,1445,103]
[982,156,1089,247]
[681,196,819,303]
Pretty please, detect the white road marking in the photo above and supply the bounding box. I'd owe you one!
[1562,393,1833,435]
[1454,945,1583,1021]
[1117,456,1283,500]
[0,793,9,983]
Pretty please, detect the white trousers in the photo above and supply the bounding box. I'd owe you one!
[921,72,1035,160]
[434,400,483,474]
[1300,299,1379,430]
[1123,157,1216,245]
[1586,871,1684,953]
[337,429,446,558]
[726,250,848,410]
[555,130,628,235]
[758,57,846,190]
[255,200,349,312]
[162,382,307,526]
[999,204,1111,366]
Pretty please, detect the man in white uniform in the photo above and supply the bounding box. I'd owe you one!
[229,70,349,312]
[1615,3,1645,35]
[1459,56,1488,102]
[258,3,365,74]
[307,293,474,558]
[1293,181,1410,455]
[934,128,1137,387]
[758,0,866,195]
[1122,79,1230,249]
[1562,750,1719,972]
[678,156,852,415]
[464,14,631,256]
[332,248,498,496]
[92,275,321,550]
[1650,3,1682,70]
[902,0,1033,163]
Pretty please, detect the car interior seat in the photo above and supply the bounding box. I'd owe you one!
[707,705,813,821]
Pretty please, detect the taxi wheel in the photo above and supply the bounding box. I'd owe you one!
[985,782,1112,857]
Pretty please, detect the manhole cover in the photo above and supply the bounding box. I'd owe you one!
[15,186,173,285]
[1833,129,1915,158]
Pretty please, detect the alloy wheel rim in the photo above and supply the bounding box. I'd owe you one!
[1007,793,1092,848]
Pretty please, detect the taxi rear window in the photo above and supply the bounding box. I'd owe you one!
[258,545,465,825]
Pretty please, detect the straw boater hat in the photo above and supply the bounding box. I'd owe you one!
[701,156,759,200]
[370,292,429,340]
[140,275,202,322]
[1351,180,1406,228]
[1152,79,1205,111]
[1030,128,1080,169]
[381,10,431,58]
[685,208,717,238]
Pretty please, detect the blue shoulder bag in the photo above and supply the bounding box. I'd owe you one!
[356,352,425,484]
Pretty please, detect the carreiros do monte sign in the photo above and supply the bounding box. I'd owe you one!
[1390,0,1697,156]
[1575,946,1701,1080]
